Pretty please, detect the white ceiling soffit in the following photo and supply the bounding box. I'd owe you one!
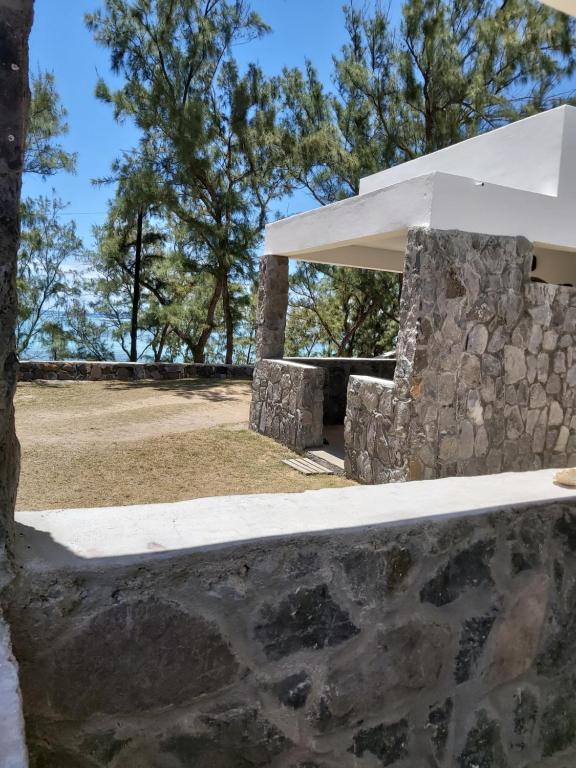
[540,0,576,14]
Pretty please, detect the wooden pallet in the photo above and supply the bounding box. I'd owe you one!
[282,456,334,475]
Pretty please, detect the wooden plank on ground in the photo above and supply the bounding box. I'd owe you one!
[282,457,333,475]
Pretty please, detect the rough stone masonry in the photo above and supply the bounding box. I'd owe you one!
[345,228,576,483]
[9,479,576,767]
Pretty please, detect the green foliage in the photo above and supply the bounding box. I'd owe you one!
[282,0,576,202]
[87,0,289,362]
[24,70,77,178]
[39,321,73,361]
[90,149,167,360]
[280,0,576,356]
[64,301,115,361]
[287,263,400,357]
[26,1,576,363]
[19,71,83,360]
[17,196,83,356]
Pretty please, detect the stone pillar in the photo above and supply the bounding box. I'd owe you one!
[396,227,533,480]
[255,254,289,361]
[345,227,550,483]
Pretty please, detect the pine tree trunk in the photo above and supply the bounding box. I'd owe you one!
[192,276,223,363]
[154,323,169,362]
[222,273,234,364]
[129,208,144,362]
[0,0,33,584]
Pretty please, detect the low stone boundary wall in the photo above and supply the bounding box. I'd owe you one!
[17,360,254,382]
[9,469,576,766]
[287,357,396,424]
[250,359,324,450]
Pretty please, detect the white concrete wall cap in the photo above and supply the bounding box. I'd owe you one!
[15,469,576,566]
[359,105,576,198]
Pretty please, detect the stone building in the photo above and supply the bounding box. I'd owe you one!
[250,105,576,483]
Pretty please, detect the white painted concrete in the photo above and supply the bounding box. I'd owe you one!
[265,106,576,283]
[359,107,570,197]
[15,469,576,566]
[541,0,576,14]
[0,618,28,768]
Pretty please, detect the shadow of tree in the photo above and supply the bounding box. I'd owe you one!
[103,378,252,402]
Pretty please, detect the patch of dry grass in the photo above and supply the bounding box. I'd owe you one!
[15,379,354,511]
[17,427,352,511]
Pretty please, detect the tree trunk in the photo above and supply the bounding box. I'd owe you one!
[0,0,33,584]
[222,273,234,364]
[154,323,170,362]
[129,208,144,362]
[192,275,223,363]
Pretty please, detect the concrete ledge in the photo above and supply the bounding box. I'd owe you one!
[350,374,395,388]
[264,359,319,369]
[15,469,576,566]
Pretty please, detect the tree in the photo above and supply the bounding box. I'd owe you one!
[288,262,400,357]
[16,195,83,356]
[87,0,290,363]
[24,70,77,178]
[280,0,576,356]
[93,150,166,360]
[39,321,73,361]
[64,300,115,361]
[0,0,34,578]
[19,69,80,361]
[283,0,576,202]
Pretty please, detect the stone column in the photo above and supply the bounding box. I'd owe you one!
[346,227,544,484]
[255,254,289,361]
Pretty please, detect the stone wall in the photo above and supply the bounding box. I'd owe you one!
[250,359,324,450]
[346,228,576,483]
[18,360,254,382]
[288,358,396,425]
[9,474,576,767]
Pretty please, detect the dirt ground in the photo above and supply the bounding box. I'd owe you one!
[15,379,353,511]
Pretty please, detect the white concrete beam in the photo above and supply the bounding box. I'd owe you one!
[264,174,434,256]
[292,245,405,272]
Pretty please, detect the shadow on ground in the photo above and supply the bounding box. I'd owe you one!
[23,378,252,402]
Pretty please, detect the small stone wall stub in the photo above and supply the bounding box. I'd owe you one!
[9,489,576,766]
[287,357,396,425]
[255,254,289,361]
[346,227,576,483]
[17,360,254,382]
[250,359,324,450]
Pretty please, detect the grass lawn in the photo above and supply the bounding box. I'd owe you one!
[15,379,353,511]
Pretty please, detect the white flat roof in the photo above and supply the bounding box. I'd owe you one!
[265,105,576,282]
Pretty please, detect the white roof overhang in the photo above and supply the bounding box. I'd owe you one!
[265,105,576,283]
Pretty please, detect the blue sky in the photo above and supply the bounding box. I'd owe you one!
[23,0,394,247]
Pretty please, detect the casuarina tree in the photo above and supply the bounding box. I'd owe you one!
[87,0,289,363]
